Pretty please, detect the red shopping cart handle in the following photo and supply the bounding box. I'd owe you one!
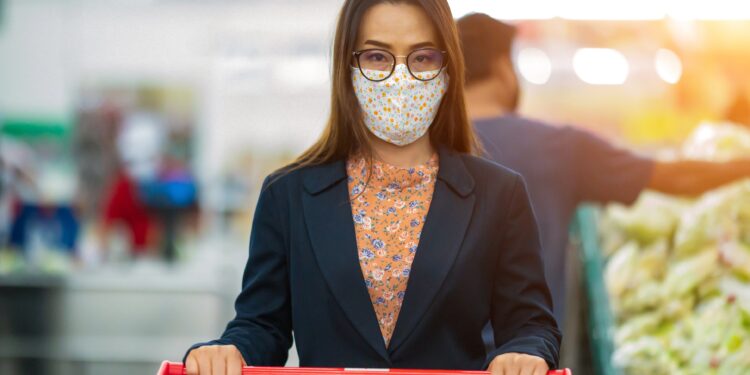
[157,361,572,375]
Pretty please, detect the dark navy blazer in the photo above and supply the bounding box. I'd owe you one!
[185,147,561,370]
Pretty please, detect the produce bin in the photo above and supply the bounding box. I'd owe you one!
[570,124,750,375]
[156,361,572,375]
[571,205,620,375]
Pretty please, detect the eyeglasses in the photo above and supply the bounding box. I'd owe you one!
[352,48,447,82]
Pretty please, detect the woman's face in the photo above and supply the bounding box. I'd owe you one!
[355,2,440,65]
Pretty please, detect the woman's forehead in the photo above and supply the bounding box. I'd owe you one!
[356,3,439,50]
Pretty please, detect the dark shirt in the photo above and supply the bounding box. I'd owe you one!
[474,114,654,327]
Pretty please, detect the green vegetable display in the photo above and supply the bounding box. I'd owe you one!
[601,122,750,375]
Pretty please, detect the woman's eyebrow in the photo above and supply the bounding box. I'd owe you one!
[409,41,436,49]
[363,39,437,50]
[363,39,391,48]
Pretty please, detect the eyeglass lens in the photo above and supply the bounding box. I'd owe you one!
[357,49,444,81]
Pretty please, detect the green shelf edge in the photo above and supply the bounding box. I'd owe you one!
[0,117,71,139]
[573,205,621,375]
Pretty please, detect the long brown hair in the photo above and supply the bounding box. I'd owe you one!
[293,0,479,168]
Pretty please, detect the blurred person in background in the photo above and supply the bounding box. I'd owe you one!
[98,112,165,259]
[183,1,560,374]
[1,137,79,258]
[99,110,198,262]
[82,91,198,264]
[0,137,38,249]
[457,12,750,358]
[73,102,121,221]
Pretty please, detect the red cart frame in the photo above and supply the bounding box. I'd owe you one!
[157,361,572,375]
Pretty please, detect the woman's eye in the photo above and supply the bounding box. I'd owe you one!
[367,53,386,62]
[415,55,431,63]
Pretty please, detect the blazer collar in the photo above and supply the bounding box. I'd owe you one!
[435,146,475,197]
[302,146,475,197]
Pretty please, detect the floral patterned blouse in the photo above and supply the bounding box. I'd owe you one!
[346,153,439,347]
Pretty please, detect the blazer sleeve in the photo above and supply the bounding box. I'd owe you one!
[184,176,292,366]
[485,175,562,369]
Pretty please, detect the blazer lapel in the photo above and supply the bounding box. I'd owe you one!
[387,148,476,354]
[301,161,390,362]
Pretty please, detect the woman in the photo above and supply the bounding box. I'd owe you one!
[184,1,560,374]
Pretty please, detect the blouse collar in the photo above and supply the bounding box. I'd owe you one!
[346,153,438,191]
[303,146,475,198]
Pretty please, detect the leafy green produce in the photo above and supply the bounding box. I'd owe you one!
[600,122,750,375]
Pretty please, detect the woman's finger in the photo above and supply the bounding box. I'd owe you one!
[210,354,226,375]
[226,350,243,375]
[519,364,535,375]
[512,362,526,375]
[198,352,212,375]
[185,354,199,375]
[488,357,504,375]
[532,362,548,375]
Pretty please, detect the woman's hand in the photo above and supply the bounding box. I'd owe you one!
[185,345,246,375]
[488,353,549,375]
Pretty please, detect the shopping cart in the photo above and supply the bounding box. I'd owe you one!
[157,361,572,375]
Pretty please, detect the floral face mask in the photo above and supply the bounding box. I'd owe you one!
[352,64,448,146]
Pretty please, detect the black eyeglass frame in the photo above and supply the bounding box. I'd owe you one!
[352,48,448,82]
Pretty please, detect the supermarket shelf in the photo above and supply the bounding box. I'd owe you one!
[0,337,201,363]
[0,260,241,369]
[0,263,226,294]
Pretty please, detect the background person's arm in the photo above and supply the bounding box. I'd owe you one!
[569,127,654,205]
[570,126,750,201]
[648,160,750,196]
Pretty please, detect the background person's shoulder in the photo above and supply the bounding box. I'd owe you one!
[458,152,523,188]
[503,115,575,137]
[499,115,591,157]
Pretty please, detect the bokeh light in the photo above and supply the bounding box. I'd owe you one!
[517,48,553,85]
[654,48,683,84]
[573,48,630,85]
